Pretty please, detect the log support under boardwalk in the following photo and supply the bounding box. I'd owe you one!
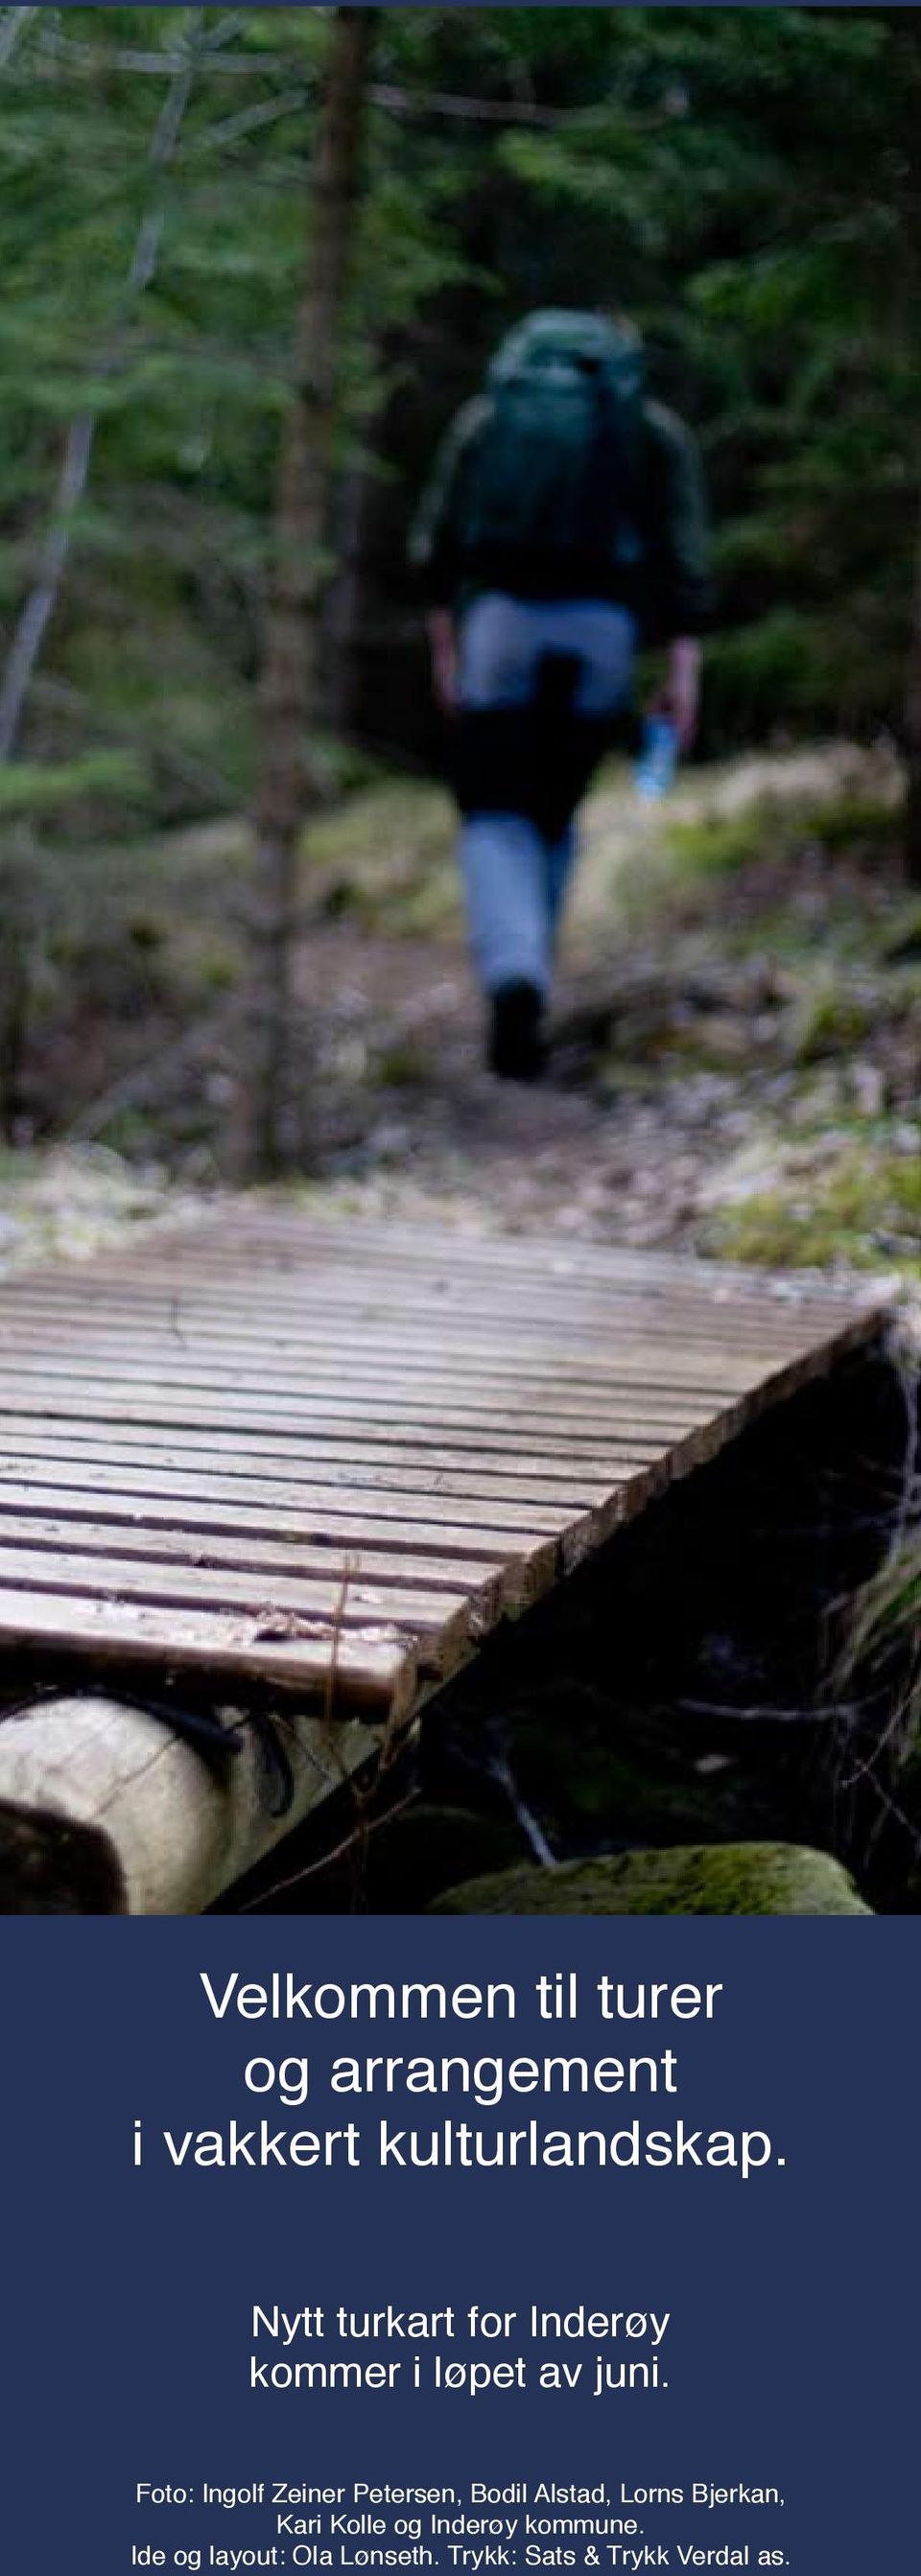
[0,1692,381,1912]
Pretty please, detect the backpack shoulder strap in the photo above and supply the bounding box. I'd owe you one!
[410,394,491,591]
[636,401,714,635]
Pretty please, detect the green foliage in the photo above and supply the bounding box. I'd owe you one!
[703,614,835,742]
[0,747,147,814]
[305,775,456,934]
[0,7,917,821]
[706,1145,921,1274]
[787,977,875,1067]
[835,1524,921,1818]
[804,793,903,853]
[662,809,770,880]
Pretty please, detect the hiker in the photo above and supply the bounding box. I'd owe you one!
[411,308,714,1078]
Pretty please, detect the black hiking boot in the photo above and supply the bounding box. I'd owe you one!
[487,979,547,1081]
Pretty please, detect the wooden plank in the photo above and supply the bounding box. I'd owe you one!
[0,1408,733,1495]
[0,1585,416,1706]
[0,1450,583,1539]
[0,1269,862,1328]
[0,1461,635,1566]
[4,1229,872,1306]
[19,1252,878,1313]
[4,1286,870,1360]
[0,1479,572,1616]
[0,1271,847,1333]
[0,1542,476,1677]
[0,1360,718,1456]
[0,1392,723,1450]
[0,1380,794,1442]
[0,1344,761,1408]
[0,1508,512,1597]
[0,1370,738,1432]
[0,1290,864,1367]
[0,1401,639,1501]
[14,1415,719,1483]
[13,1218,873,1303]
[0,1334,729,1431]
[0,1501,566,1632]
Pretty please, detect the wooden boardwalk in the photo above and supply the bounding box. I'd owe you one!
[0,1210,887,1718]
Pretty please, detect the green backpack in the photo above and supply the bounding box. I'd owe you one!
[455,309,646,591]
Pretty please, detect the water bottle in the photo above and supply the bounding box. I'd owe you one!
[635,713,678,801]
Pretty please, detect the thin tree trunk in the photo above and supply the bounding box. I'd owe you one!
[0,7,31,72]
[905,510,921,884]
[0,840,33,1142]
[249,6,376,1175]
[0,18,199,764]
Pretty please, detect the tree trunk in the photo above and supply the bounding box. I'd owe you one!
[0,838,34,1142]
[905,510,921,883]
[0,19,199,765]
[0,7,31,72]
[249,6,376,1174]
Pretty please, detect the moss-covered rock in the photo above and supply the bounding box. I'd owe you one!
[428,1841,870,1916]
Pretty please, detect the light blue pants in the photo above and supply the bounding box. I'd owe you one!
[456,593,635,999]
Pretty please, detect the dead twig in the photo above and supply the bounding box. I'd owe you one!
[238,1789,416,1912]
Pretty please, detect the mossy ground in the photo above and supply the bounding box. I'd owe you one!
[706,1145,921,1271]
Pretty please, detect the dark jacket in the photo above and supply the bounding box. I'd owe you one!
[411,392,714,640]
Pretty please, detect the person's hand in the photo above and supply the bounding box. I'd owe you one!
[654,636,701,754]
[428,610,458,715]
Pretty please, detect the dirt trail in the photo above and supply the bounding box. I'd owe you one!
[287,737,909,1258]
[0,738,912,1276]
